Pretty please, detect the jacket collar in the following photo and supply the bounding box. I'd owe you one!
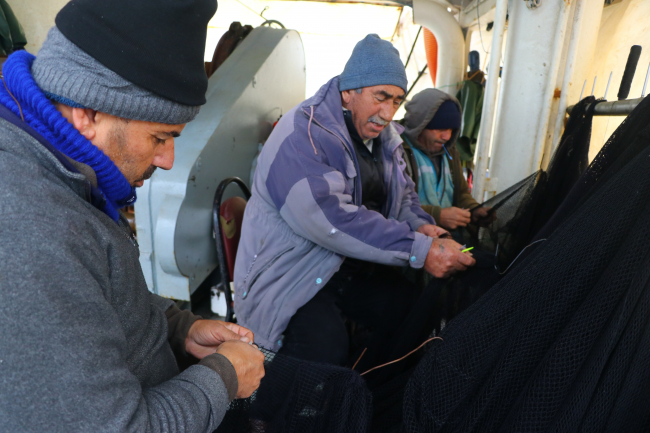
[301,76,352,149]
[0,102,107,213]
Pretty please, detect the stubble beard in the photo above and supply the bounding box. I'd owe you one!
[106,121,156,186]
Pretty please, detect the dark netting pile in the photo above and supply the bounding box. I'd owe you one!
[461,95,595,270]
[215,95,650,433]
[215,348,372,433]
[351,96,603,433]
[403,94,650,432]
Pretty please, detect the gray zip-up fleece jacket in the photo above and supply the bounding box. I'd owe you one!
[234,76,435,350]
[0,105,235,432]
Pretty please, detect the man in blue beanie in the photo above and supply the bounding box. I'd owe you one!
[0,1,265,431]
[401,88,493,230]
[234,34,475,365]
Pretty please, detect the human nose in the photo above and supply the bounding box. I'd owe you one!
[379,102,396,123]
[441,129,452,141]
[154,140,175,170]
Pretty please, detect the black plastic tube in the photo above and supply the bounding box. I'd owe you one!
[618,45,642,100]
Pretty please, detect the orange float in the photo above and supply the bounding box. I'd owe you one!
[422,27,438,87]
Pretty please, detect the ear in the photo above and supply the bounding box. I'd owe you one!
[341,89,353,106]
[70,108,99,141]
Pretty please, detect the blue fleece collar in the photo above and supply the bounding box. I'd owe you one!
[0,50,136,221]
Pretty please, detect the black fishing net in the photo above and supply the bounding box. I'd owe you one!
[215,95,650,433]
[356,97,600,433]
[461,95,595,270]
[215,348,372,433]
[402,94,650,432]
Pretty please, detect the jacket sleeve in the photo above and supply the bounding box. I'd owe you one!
[421,204,442,223]
[451,153,479,210]
[456,176,480,210]
[265,128,433,269]
[0,215,231,433]
[162,300,200,360]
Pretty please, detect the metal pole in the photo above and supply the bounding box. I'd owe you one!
[401,64,428,105]
[579,79,586,100]
[604,71,613,100]
[530,0,572,173]
[566,97,642,116]
[590,76,597,96]
[550,0,586,155]
[404,26,422,70]
[642,62,650,98]
[618,45,642,100]
[472,0,508,201]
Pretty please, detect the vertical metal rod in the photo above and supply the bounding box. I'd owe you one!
[642,62,650,98]
[591,76,597,96]
[390,6,404,42]
[550,0,587,156]
[604,71,612,100]
[530,0,573,174]
[579,79,586,100]
[472,0,508,201]
[400,64,428,105]
[404,26,422,70]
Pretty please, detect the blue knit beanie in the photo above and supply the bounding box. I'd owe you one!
[426,100,461,130]
[339,34,408,93]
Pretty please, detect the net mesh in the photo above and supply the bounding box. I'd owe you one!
[355,96,599,432]
[461,95,595,270]
[215,96,650,433]
[215,348,372,433]
[402,95,650,433]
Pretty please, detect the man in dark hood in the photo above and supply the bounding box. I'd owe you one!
[401,88,492,230]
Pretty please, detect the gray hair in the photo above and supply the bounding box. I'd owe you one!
[355,88,363,94]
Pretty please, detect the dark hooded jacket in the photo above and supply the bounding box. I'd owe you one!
[400,88,478,223]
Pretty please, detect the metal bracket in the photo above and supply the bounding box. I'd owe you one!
[525,0,541,9]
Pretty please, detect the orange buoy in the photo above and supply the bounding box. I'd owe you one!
[422,27,438,87]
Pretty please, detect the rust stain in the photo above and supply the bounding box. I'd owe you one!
[553,88,562,99]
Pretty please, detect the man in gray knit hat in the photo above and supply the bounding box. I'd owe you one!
[0,0,264,431]
[233,34,475,365]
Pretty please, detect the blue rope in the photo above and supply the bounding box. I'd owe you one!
[0,51,136,221]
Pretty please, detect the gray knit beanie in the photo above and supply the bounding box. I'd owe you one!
[32,27,199,125]
[339,34,407,93]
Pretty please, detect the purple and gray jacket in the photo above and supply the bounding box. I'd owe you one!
[233,76,435,350]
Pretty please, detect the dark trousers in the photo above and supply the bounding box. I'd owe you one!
[278,260,419,366]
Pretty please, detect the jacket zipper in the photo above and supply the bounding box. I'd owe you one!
[301,107,362,206]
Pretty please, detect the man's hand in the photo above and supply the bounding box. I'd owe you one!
[417,224,450,239]
[217,340,266,398]
[439,207,472,230]
[186,320,255,360]
[471,206,496,227]
[424,238,476,278]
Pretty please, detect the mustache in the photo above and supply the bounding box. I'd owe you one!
[367,115,389,126]
[135,165,157,183]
